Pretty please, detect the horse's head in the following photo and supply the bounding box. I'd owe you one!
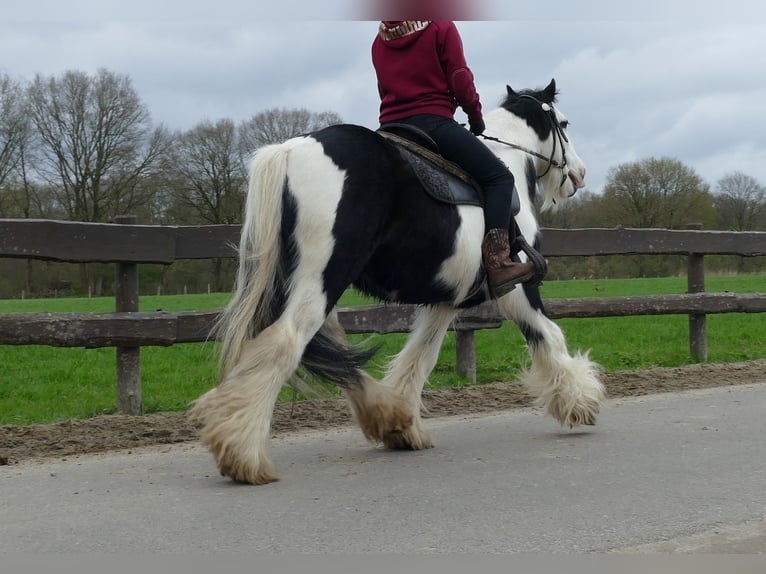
[501,79,587,211]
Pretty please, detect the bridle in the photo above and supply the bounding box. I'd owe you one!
[480,95,570,188]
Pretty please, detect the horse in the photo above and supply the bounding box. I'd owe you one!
[191,78,606,485]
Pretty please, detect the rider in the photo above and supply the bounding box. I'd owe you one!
[372,20,540,297]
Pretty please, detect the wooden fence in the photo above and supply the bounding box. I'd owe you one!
[1,218,765,414]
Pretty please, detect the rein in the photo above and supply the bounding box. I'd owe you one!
[480,95,570,187]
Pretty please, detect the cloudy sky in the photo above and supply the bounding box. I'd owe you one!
[3,0,766,193]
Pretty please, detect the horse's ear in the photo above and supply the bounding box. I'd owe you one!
[506,84,517,97]
[541,78,557,103]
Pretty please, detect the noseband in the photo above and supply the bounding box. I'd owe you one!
[480,95,570,188]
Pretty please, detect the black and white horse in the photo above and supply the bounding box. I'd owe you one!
[192,79,606,484]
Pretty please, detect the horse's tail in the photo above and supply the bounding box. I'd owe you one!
[215,143,289,380]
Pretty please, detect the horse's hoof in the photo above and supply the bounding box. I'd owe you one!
[216,453,280,485]
[382,427,433,450]
[382,430,414,450]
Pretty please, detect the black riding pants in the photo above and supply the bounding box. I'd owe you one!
[394,114,516,231]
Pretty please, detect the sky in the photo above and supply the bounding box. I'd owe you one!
[3,1,766,193]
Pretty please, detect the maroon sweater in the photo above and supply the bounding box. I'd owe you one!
[371,21,483,125]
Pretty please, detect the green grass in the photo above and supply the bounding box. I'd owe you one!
[539,275,766,370]
[0,293,233,313]
[1,275,764,425]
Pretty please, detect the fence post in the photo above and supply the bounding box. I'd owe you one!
[455,330,477,383]
[686,223,707,362]
[114,214,142,415]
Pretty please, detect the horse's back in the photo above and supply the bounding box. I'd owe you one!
[308,124,398,169]
[311,127,479,304]
[273,122,482,306]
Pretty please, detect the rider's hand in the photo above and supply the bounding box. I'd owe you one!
[469,116,486,136]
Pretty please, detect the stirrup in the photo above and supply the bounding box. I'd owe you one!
[511,234,547,286]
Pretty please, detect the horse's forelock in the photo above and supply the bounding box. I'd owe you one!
[500,87,559,112]
[500,86,558,144]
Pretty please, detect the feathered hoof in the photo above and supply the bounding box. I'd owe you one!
[214,448,279,485]
[522,351,607,430]
[546,390,605,429]
[346,383,415,444]
[189,390,278,486]
[193,423,280,485]
[382,421,433,451]
[355,404,414,444]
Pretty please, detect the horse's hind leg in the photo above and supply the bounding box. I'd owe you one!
[376,304,457,450]
[320,310,417,445]
[497,287,606,427]
[192,296,327,485]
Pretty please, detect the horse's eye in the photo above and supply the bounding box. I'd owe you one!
[560,120,569,129]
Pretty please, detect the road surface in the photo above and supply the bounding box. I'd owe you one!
[2,383,765,553]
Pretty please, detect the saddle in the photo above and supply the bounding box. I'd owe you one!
[377,123,544,293]
[377,124,484,207]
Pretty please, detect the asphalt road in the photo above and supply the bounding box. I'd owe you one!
[2,383,765,553]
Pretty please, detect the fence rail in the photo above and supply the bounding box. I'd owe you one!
[3,220,766,261]
[3,293,765,348]
[1,218,765,414]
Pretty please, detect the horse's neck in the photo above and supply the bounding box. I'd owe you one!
[484,109,541,237]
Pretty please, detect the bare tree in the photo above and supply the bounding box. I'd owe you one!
[714,171,765,231]
[164,119,247,291]
[26,68,170,294]
[238,107,342,152]
[0,74,28,203]
[168,119,245,226]
[26,68,170,222]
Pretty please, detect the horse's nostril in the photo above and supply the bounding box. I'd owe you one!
[568,170,585,189]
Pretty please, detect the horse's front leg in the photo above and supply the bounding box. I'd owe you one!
[497,285,606,427]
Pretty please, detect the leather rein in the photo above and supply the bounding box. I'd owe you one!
[480,95,570,187]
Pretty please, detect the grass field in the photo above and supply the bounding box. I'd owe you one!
[1,275,764,425]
